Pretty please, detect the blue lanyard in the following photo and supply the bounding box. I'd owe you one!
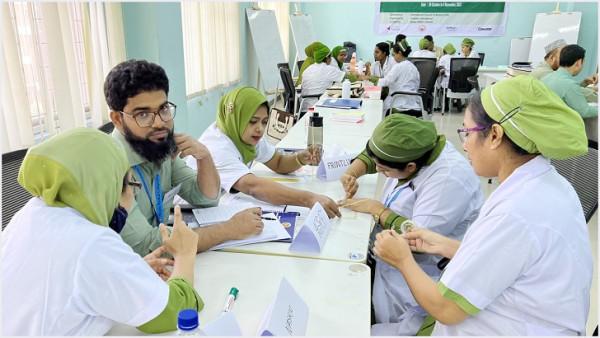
[384,182,411,208]
[133,165,164,225]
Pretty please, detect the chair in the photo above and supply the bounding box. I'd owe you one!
[98,121,115,134]
[478,52,485,66]
[2,149,31,229]
[296,60,304,73]
[551,140,598,223]
[441,57,480,115]
[279,66,321,119]
[343,41,357,62]
[407,57,438,115]
[387,90,428,120]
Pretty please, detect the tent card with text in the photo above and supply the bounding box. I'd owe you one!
[257,278,308,336]
[289,202,331,253]
[316,145,356,181]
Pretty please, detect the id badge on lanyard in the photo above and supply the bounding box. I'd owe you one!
[383,181,412,208]
[133,165,164,225]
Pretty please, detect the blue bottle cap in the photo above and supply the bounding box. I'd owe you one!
[177,309,199,330]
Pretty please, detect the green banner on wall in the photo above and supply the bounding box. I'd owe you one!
[375,2,508,36]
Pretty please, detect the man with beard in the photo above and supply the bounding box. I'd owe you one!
[105,59,264,256]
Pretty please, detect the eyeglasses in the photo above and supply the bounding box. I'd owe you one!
[457,125,489,143]
[120,102,177,128]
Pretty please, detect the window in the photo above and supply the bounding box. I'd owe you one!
[181,2,241,96]
[1,2,125,152]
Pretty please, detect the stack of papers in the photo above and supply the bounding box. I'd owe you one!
[192,203,255,225]
[316,98,361,109]
[331,110,364,123]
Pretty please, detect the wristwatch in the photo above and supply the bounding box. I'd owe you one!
[372,207,386,224]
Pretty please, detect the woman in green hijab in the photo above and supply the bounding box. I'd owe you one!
[372,76,592,335]
[297,41,326,85]
[188,86,341,218]
[331,45,348,70]
[2,128,203,335]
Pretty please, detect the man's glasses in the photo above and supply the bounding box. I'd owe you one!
[120,102,177,128]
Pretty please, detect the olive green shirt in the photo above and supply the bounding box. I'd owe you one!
[113,130,219,256]
[542,68,598,118]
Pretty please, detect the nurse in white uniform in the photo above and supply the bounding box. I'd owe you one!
[188,87,341,218]
[374,76,593,335]
[1,129,203,335]
[369,42,397,79]
[339,114,483,336]
[300,45,347,113]
[410,38,437,59]
[436,43,457,89]
[460,37,480,59]
[376,40,422,117]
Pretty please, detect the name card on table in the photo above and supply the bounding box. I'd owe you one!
[257,278,309,336]
[289,202,331,253]
[316,145,357,181]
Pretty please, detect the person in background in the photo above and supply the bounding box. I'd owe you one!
[1,128,203,335]
[435,43,458,111]
[367,40,422,117]
[530,39,567,80]
[542,44,597,118]
[424,35,444,59]
[339,114,483,336]
[460,38,479,59]
[297,41,326,85]
[369,42,397,79]
[331,45,348,70]
[300,44,348,112]
[188,87,341,218]
[410,38,437,58]
[395,33,407,45]
[374,76,592,335]
[105,59,263,256]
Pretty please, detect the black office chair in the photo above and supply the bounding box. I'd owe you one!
[441,57,480,115]
[551,140,598,223]
[296,60,304,72]
[478,52,485,66]
[407,57,438,116]
[279,66,321,119]
[98,121,115,134]
[343,41,357,62]
[2,149,31,229]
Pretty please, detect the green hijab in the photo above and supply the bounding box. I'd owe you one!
[331,45,347,69]
[443,43,456,55]
[481,75,587,159]
[314,45,331,63]
[462,38,475,48]
[298,41,326,84]
[419,38,431,50]
[216,87,268,164]
[18,128,129,226]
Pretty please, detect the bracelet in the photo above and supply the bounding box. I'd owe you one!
[295,153,305,166]
[372,207,387,224]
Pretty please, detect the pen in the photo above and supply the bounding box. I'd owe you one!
[223,287,239,313]
[261,216,278,220]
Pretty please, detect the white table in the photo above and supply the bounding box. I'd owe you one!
[216,99,385,263]
[107,251,371,336]
[219,165,378,263]
[279,99,384,155]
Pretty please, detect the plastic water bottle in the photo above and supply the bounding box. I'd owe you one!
[350,52,357,73]
[177,309,204,336]
[342,79,351,99]
[357,59,365,75]
[307,112,323,166]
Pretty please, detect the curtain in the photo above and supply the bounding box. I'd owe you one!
[181,2,241,96]
[0,2,126,152]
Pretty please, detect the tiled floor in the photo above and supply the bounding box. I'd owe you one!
[431,109,598,335]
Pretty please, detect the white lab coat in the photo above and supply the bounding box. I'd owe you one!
[300,62,346,111]
[433,156,593,336]
[1,198,169,335]
[436,54,456,89]
[371,141,484,336]
[377,60,422,113]
[410,50,437,59]
[461,49,480,59]
[187,123,276,193]
[372,55,397,78]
